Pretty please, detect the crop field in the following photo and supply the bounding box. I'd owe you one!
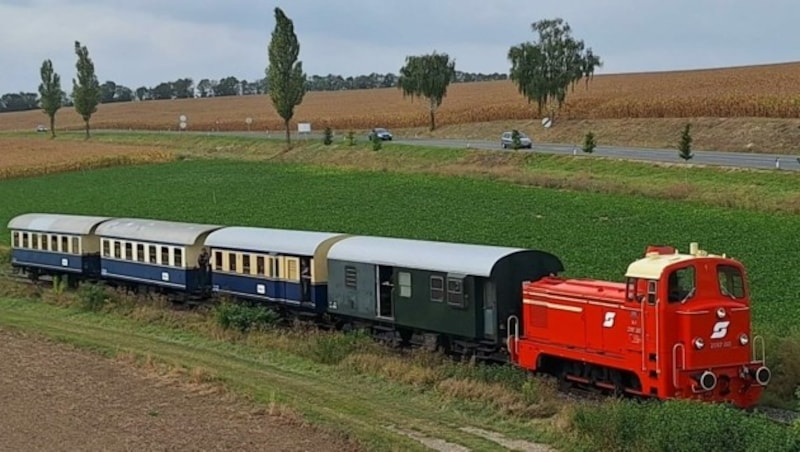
[0,159,797,335]
[0,137,174,180]
[2,62,800,133]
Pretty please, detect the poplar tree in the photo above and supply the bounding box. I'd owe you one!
[38,59,64,139]
[72,41,101,139]
[267,7,306,147]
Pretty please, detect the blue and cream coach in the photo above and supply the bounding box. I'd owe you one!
[204,226,349,311]
[8,213,112,280]
[95,218,222,293]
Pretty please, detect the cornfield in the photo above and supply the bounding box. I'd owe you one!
[2,62,800,132]
[0,138,175,180]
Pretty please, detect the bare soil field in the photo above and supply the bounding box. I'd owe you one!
[0,137,174,179]
[0,327,358,452]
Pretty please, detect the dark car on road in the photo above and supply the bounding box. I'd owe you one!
[368,128,393,141]
[500,131,532,149]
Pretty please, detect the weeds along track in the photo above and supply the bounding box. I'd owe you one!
[5,271,798,430]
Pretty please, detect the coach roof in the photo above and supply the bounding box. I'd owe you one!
[206,227,349,255]
[8,213,112,235]
[95,218,222,245]
[328,236,535,277]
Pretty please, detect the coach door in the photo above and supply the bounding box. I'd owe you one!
[483,280,497,339]
[641,279,661,395]
[376,265,394,320]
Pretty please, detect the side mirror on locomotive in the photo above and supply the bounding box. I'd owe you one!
[508,242,770,409]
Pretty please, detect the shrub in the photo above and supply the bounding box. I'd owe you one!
[582,131,596,153]
[213,301,279,333]
[323,127,333,145]
[511,129,522,150]
[77,283,111,311]
[371,133,382,151]
[345,131,356,146]
[309,329,372,365]
[678,123,693,161]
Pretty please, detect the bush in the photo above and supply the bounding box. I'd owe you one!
[571,399,799,451]
[583,131,596,153]
[371,134,382,151]
[511,129,522,150]
[309,330,372,365]
[345,131,356,146]
[213,301,279,333]
[678,123,693,161]
[323,127,333,145]
[77,283,111,311]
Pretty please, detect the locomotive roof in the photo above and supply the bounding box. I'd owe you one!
[206,227,349,256]
[328,236,534,277]
[95,218,222,245]
[624,252,698,280]
[8,213,112,235]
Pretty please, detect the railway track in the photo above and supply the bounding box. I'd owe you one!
[2,269,798,427]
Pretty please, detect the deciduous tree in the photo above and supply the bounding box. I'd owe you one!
[397,52,456,131]
[72,41,101,139]
[266,7,306,147]
[508,18,602,119]
[38,59,64,138]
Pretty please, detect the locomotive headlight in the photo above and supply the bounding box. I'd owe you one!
[693,337,705,349]
[716,307,727,319]
[739,333,749,346]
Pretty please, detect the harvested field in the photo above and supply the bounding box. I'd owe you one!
[0,326,357,452]
[2,62,800,133]
[0,137,174,180]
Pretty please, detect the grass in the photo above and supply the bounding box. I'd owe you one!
[3,131,799,215]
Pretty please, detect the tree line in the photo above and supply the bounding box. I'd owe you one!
[0,71,509,113]
[15,8,603,144]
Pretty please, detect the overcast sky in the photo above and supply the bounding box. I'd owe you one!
[1,0,798,93]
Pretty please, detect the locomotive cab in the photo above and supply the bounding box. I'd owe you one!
[625,243,770,407]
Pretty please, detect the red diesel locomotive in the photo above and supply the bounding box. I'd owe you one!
[507,242,771,408]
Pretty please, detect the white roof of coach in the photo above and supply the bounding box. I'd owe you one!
[95,218,222,246]
[206,227,349,256]
[8,213,112,235]
[328,236,527,277]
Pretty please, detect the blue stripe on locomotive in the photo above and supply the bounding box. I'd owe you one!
[100,259,208,291]
[11,249,101,276]
[211,272,327,312]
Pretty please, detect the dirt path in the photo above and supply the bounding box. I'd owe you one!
[0,327,359,452]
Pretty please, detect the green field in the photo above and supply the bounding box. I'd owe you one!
[1,158,798,334]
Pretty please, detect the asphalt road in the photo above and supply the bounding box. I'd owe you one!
[102,129,800,172]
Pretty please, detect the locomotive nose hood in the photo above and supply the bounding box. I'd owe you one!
[678,303,752,368]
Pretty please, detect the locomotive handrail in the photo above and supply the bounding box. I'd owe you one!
[672,342,685,388]
[507,315,519,354]
[752,335,766,365]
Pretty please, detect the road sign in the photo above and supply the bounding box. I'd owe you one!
[542,117,553,128]
[298,123,311,133]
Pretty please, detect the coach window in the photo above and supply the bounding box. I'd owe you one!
[161,247,170,266]
[72,237,80,255]
[242,254,251,274]
[124,242,133,260]
[22,232,29,248]
[214,251,223,271]
[148,245,157,264]
[256,256,265,276]
[31,233,39,250]
[398,272,411,298]
[41,234,49,251]
[228,252,237,272]
[12,232,19,247]
[51,235,58,252]
[718,265,745,299]
[430,276,444,302]
[61,236,69,254]
[447,277,465,308]
[136,244,145,262]
[102,239,110,257]
[113,241,121,259]
[174,248,183,267]
[667,266,695,303]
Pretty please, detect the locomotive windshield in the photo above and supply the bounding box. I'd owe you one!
[718,264,745,299]
[667,266,696,303]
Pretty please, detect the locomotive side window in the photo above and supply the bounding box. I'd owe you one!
[667,266,696,303]
[430,276,444,302]
[718,265,745,299]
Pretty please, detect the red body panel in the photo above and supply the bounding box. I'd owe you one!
[508,249,769,408]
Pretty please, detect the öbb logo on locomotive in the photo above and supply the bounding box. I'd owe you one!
[8,213,772,409]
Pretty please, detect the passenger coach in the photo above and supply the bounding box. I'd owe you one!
[95,218,222,294]
[205,227,349,311]
[8,213,111,282]
[326,236,564,356]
